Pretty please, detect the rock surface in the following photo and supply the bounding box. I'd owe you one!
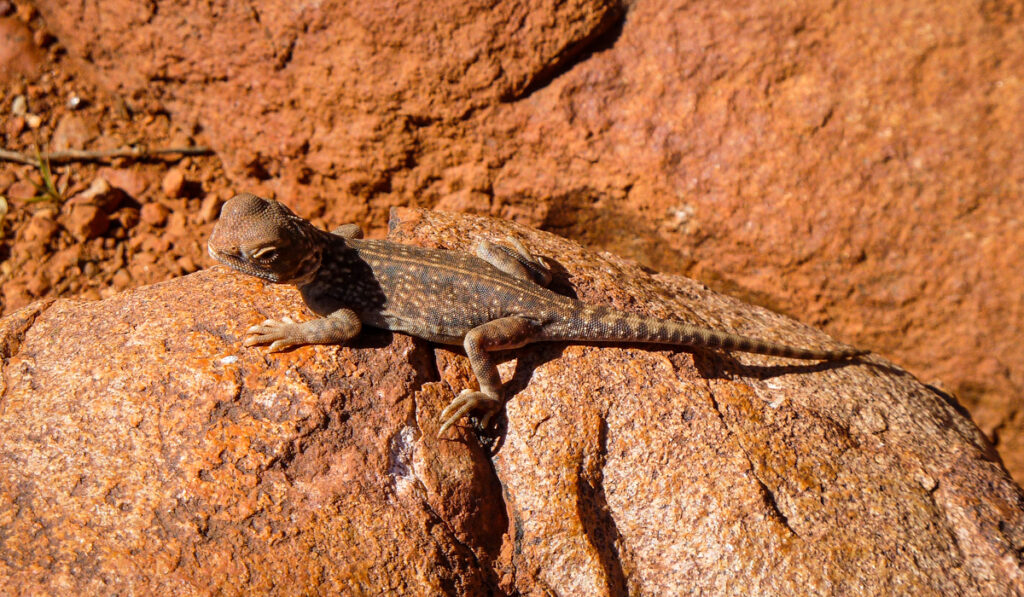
[32,0,1024,485]
[2,208,1022,595]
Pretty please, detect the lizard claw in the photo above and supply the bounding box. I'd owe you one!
[244,318,302,352]
[438,390,502,437]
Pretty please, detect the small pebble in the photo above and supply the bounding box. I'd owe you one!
[6,180,36,201]
[15,2,35,20]
[27,271,50,296]
[161,168,186,198]
[23,210,59,244]
[199,193,224,223]
[140,202,170,226]
[63,204,110,242]
[166,211,188,237]
[32,28,54,47]
[67,94,85,110]
[25,113,42,128]
[176,255,197,273]
[11,95,26,116]
[74,177,122,212]
[112,268,132,289]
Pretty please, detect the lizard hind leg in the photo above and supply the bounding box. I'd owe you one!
[438,316,543,436]
[475,237,553,287]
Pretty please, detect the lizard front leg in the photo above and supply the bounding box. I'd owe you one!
[245,308,362,352]
[438,316,542,436]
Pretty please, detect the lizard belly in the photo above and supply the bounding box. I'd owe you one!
[378,312,467,345]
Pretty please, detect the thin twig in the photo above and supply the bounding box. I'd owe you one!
[0,146,214,165]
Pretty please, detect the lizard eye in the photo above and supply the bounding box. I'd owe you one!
[250,246,279,261]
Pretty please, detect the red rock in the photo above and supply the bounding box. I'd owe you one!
[175,255,196,273]
[22,210,58,244]
[198,192,223,224]
[165,210,187,237]
[111,268,132,290]
[161,167,186,198]
[61,204,109,241]
[49,113,98,151]
[96,167,150,198]
[25,270,49,295]
[70,177,124,212]
[0,17,43,82]
[32,28,54,48]
[4,114,24,137]
[0,169,14,191]
[0,208,1021,594]
[5,180,36,201]
[139,202,169,227]
[32,0,1024,487]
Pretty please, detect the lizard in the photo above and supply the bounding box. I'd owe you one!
[208,193,866,436]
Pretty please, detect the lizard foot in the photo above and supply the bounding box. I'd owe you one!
[244,317,304,352]
[438,390,502,437]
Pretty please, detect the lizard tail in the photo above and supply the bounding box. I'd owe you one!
[548,306,866,360]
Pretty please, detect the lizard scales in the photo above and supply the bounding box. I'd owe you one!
[209,193,865,435]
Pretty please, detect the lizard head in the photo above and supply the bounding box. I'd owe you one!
[208,193,324,284]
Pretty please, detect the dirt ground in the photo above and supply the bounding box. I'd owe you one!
[0,4,235,314]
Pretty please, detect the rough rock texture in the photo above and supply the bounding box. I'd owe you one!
[2,208,1022,595]
[32,0,1024,484]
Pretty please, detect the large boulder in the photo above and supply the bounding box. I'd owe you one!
[2,208,1021,594]
[33,0,1024,484]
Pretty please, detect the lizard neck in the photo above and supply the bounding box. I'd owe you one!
[287,227,339,286]
[295,231,365,288]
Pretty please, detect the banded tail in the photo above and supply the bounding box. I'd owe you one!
[547,306,865,360]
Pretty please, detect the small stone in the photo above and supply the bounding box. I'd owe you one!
[63,204,109,242]
[6,179,35,200]
[140,202,170,227]
[23,210,58,244]
[199,193,224,223]
[112,268,132,290]
[51,113,97,151]
[5,115,24,137]
[11,94,26,115]
[0,18,44,78]
[15,2,35,20]
[169,130,193,149]
[133,251,157,266]
[162,168,186,198]
[176,255,197,273]
[96,167,149,198]
[114,207,140,230]
[141,234,170,254]
[166,211,188,237]
[0,2,14,18]
[24,113,41,128]
[5,114,24,136]
[73,177,123,212]
[32,28,54,47]
[26,271,49,296]
[67,94,85,110]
